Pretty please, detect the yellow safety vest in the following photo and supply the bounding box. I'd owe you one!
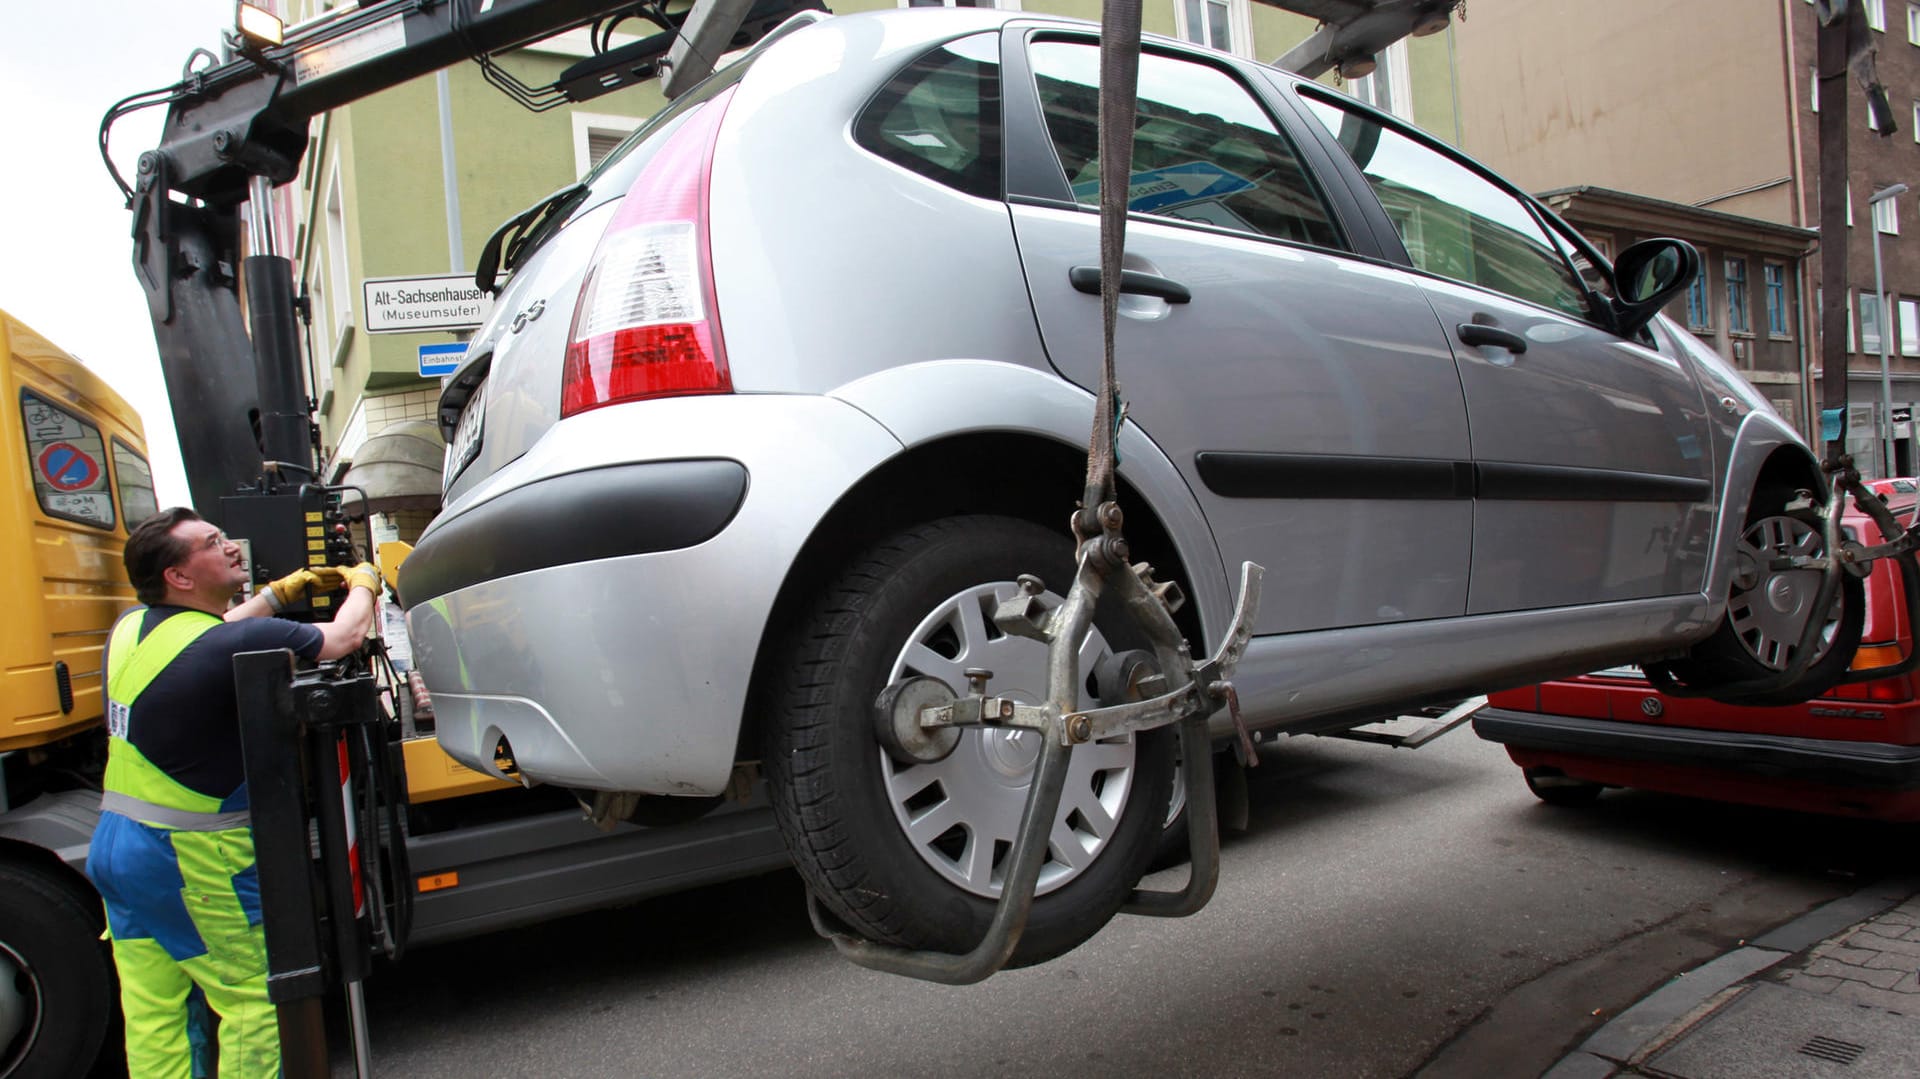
[99,608,251,831]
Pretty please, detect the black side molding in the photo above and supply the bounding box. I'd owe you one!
[1195,452,1473,500]
[1194,452,1710,504]
[1474,462,1711,503]
[398,459,748,608]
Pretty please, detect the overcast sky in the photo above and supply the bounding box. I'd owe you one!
[0,2,239,506]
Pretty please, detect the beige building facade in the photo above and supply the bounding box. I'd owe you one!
[1451,0,1920,473]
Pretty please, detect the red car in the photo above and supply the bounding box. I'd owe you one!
[1474,486,1920,820]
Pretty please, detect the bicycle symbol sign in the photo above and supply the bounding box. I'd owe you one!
[37,442,100,492]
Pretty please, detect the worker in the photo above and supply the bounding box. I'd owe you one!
[85,507,378,1079]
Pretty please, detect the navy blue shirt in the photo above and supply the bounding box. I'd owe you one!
[113,606,324,803]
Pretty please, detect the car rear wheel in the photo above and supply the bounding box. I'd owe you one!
[760,516,1175,967]
[1669,500,1865,707]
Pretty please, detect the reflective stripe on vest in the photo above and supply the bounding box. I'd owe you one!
[100,608,227,816]
[99,791,252,832]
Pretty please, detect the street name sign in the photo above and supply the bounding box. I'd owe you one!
[363,274,492,335]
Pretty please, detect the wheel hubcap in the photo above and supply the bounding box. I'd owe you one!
[0,939,40,1074]
[880,580,1137,898]
[1728,515,1841,671]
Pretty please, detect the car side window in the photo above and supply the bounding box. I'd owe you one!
[1028,40,1341,249]
[1298,93,1590,319]
[853,33,1003,200]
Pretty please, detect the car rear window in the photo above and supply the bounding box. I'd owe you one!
[853,33,1003,200]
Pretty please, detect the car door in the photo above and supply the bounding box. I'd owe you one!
[1291,89,1715,615]
[1004,31,1473,634]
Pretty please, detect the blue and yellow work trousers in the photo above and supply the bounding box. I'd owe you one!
[86,810,278,1079]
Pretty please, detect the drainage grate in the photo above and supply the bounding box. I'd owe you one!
[1797,1035,1867,1066]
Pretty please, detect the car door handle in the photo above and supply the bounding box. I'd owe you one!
[1068,265,1192,304]
[1457,322,1528,354]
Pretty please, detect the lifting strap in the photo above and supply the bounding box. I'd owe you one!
[1079,0,1144,535]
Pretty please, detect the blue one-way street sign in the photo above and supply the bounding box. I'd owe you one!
[418,342,467,378]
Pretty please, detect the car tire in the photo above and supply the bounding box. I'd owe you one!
[1668,496,1865,707]
[1522,768,1604,808]
[0,859,115,1079]
[760,515,1176,968]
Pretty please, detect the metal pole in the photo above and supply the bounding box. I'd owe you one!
[1817,11,1853,466]
[1876,225,1893,478]
[436,70,464,273]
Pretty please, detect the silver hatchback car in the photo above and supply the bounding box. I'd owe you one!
[401,9,1854,965]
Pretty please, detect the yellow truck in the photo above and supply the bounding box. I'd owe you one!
[0,309,788,1076]
[0,309,151,1077]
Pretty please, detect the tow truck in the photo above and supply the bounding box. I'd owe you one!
[3,0,1910,1075]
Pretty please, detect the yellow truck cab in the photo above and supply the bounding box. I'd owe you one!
[0,308,155,1077]
[2,309,155,750]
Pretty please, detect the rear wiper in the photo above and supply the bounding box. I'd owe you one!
[474,183,591,294]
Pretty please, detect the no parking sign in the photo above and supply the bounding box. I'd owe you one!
[37,442,101,491]
[21,390,115,527]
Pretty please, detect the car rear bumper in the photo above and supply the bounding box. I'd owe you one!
[402,394,903,795]
[398,459,749,608]
[1473,707,1920,789]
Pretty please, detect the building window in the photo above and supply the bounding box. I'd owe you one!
[1686,266,1712,330]
[1176,0,1249,57]
[1875,192,1902,234]
[1764,263,1790,337]
[1344,42,1414,119]
[1862,290,1885,353]
[571,112,643,179]
[1903,298,1920,357]
[1811,65,1819,112]
[1868,0,1887,32]
[1910,3,1920,44]
[325,162,350,343]
[1725,257,1750,334]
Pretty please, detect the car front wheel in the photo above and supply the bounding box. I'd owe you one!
[760,516,1176,968]
[1670,500,1865,707]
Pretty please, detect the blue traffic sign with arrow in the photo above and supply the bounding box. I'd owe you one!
[1072,161,1257,214]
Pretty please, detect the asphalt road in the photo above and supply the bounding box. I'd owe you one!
[332,732,1916,1078]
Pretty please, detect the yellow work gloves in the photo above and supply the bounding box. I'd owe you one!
[262,568,323,611]
[262,563,379,611]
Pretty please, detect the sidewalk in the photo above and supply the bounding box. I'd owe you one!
[1546,878,1920,1078]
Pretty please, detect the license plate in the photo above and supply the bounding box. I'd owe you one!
[449,378,487,482]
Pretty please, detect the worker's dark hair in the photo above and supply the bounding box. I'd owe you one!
[125,507,204,606]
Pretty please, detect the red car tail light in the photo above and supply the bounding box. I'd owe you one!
[561,86,736,418]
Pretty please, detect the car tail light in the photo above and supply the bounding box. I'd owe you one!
[1850,643,1906,672]
[561,87,736,417]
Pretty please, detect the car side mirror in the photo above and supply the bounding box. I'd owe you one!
[1609,238,1700,340]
